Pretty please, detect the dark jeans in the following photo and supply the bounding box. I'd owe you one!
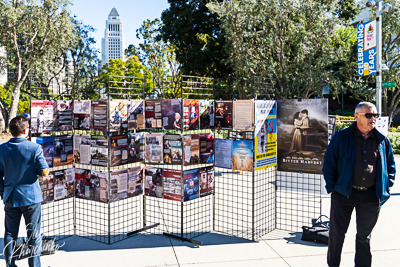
[327,188,380,267]
[4,196,42,267]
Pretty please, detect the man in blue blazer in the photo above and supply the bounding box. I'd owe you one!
[0,116,49,267]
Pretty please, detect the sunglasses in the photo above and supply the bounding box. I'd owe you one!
[357,113,380,119]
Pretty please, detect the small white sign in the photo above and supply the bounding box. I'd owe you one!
[376,116,389,136]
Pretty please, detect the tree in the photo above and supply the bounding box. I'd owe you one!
[99,56,151,99]
[161,0,232,77]
[67,18,100,99]
[133,19,181,99]
[0,0,75,124]
[207,0,358,99]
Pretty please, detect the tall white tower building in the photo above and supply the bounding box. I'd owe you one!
[100,8,127,69]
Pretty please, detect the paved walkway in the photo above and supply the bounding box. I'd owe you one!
[0,157,399,266]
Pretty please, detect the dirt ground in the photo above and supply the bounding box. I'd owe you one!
[0,133,12,139]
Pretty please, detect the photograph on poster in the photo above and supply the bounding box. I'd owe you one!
[183,99,199,130]
[53,100,73,131]
[110,135,128,166]
[277,99,328,174]
[162,99,182,130]
[98,170,108,203]
[91,136,108,167]
[199,100,214,129]
[144,167,163,198]
[73,100,91,114]
[163,169,182,202]
[214,139,233,169]
[145,100,162,129]
[183,168,199,202]
[128,166,144,198]
[31,100,53,133]
[183,134,200,166]
[73,113,90,130]
[163,134,182,165]
[110,100,128,132]
[128,100,144,130]
[232,140,254,172]
[73,134,91,165]
[199,133,214,163]
[254,100,277,170]
[145,133,163,163]
[328,116,337,143]
[74,168,90,200]
[32,136,54,168]
[200,167,214,197]
[110,169,128,202]
[90,170,103,202]
[39,172,54,204]
[91,100,108,131]
[53,135,73,167]
[54,169,73,201]
[128,132,144,163]
[215,101,233,130]
[233,100,254,131]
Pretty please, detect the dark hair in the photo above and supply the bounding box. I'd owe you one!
[9,116,29,137]
[301,109,308,115]
[293,112,300,123]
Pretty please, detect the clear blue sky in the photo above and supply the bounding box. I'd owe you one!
[69,0,170,55]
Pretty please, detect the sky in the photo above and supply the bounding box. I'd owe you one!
[69,0,170,56]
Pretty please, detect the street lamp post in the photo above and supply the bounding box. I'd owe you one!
[376,0,382,115]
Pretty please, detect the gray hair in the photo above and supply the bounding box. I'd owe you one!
[355,102,377,113]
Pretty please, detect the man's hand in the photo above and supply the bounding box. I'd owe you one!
[42,168,49,177]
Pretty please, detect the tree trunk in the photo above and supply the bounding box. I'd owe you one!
[8,79,24,125]
[0,109,5,133]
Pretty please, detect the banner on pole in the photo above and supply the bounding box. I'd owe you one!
[357,20,376,76]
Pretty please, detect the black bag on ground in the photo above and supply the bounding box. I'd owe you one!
[301,215,330,245]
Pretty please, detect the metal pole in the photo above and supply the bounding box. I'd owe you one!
[376,0,383,114]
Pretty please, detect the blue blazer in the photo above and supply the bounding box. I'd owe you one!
[0,137,48,207]
[323,122,396,206]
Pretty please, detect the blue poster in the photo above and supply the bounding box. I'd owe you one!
[232,140,254,172]
[357,20,376,76]
[32,136,54,168]
[214,139,233,169]
[183,168,199,202]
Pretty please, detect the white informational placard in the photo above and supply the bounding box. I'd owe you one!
[376,116,389,136]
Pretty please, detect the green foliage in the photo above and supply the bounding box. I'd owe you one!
[207,0,357,99]
[388,132,400,153]
[335,121,353,131]
[0,83,30,113]
[161,0,232,77]
[329,108,355,116]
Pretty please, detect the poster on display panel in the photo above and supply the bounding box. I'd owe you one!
[31,100,53,133]
[92,170,107,203]
[73,100,91,130]
[110,135,128,167]
[145,100,162,129]
[183,134,200,166]
[53,135,73,167]
[233,100,254,131]
[110,169,128,202]
[53,100,73,131]
[127,100,144,130]
[144,167,163,198]
[254,100,277,170]
[74,168,90,200]
[183,168,199,202]
[110,100,128,132]
[128,166,144,198]
[276,99,328,174]
[214,139,233,169]
[232,140,254,172]
[31,136,54,168]
[91,100,108,131]
[128,132,144,163]
[183,99,199,130]
[53,168,74,201]
[145,133,163,163]
[215,100,233,130]
[163,134,182,165]
[73,134,91,165]
[39,172,54,204]
[162,99,182,130]
[91,136,108,167]
[199,100,214,129]
[200,167,214,197]
[163,169,182,202]
[199,133,214,163]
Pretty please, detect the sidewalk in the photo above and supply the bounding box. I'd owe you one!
[0,158,399,267]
